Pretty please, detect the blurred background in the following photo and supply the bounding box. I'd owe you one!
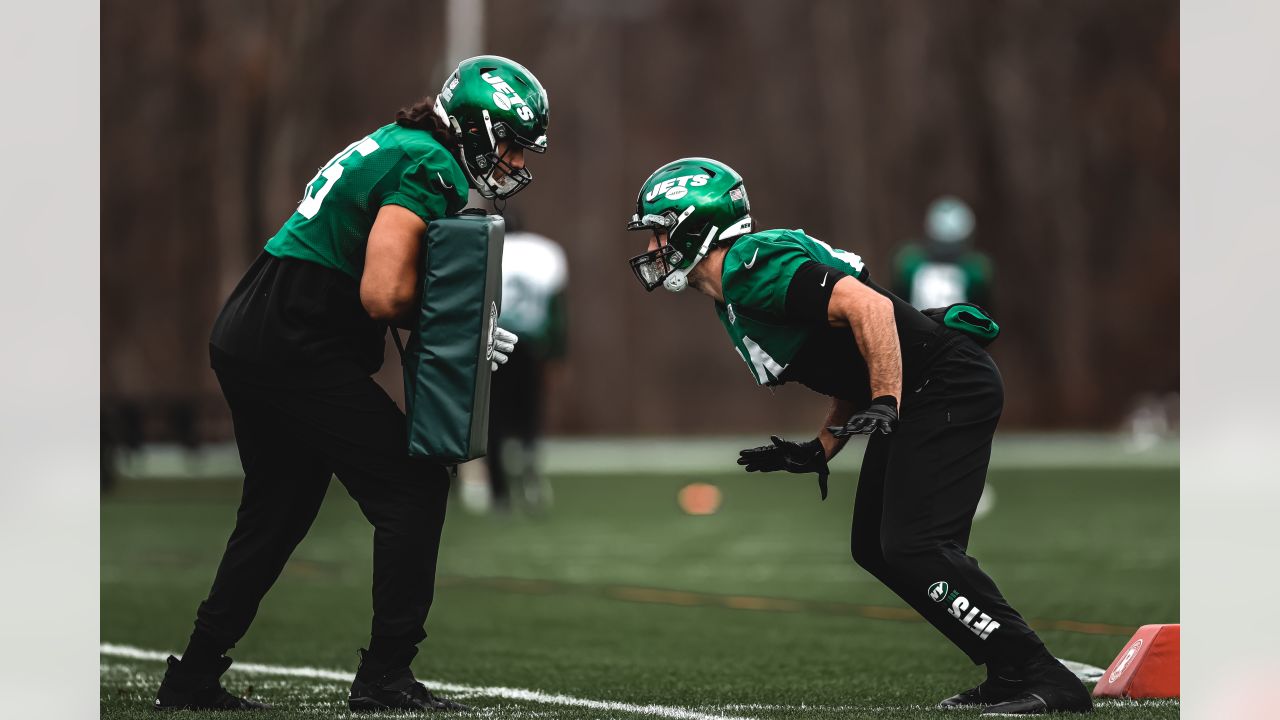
[101,0,1178,453]
[100,2,1179,716]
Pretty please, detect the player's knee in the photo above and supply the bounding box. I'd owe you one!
[879,534,931,569]
[850,531,883,572]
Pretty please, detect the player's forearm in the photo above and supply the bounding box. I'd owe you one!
[818,397,856,459]
[824,278,903,408]
[848,295,903,406]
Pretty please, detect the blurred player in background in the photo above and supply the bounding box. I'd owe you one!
[893,197,999,520]
[479,209,567,513]
[154,55,547,713]
[892,196,993,311]
[625,158,1092,716]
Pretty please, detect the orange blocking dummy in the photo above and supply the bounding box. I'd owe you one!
[1093,623,1179,699]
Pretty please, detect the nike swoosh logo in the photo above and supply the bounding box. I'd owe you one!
[743,249,759,269]
[820,272,828,287]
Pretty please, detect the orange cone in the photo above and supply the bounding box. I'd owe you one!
[1093,623,1180,699]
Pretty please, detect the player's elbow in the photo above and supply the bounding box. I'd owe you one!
[873,291,894,315]
[845,290,894,329]
[361,284,416,321]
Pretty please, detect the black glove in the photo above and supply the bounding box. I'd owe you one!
[737,435,832,500]
[827,396,899,437]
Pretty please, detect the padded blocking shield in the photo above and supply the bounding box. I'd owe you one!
[402,212,504,462]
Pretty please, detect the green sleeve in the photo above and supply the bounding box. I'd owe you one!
[721,237,814,318]
[376,150,464,225]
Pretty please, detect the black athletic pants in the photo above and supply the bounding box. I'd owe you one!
[486,349,543,504]
[184,369,451,674]
[850,337,1047,667]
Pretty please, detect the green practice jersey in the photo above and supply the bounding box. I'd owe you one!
[498,232,569,360]
[892,243,993,310]
[715,229,868,386]
[264,123,470,279]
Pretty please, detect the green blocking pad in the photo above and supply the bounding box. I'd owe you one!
[402,212,504,462]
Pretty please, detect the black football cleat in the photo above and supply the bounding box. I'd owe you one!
[153,655,269,711]
[348,649,471,713]
[980,658,1093,715]
[937,672,1027,709]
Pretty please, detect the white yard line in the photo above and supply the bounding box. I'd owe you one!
[1058,657,1106,683]
[103,643,1165,717]
[100,643,755,720]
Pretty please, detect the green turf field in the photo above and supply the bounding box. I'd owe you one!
[101,463,1178,719]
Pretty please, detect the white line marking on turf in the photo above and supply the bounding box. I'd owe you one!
[103,644,1155,716]
[100,643,756,720]
[708,699,1178,713]
[1058,657,1106,683]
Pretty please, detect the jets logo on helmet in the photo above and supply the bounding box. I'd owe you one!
[433,55,549,199]
[645,174,710,202]
[625,158,752,293]
[482,72,534,121]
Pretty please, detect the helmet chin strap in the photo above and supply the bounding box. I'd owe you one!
[664,225,720,293]
[663,270,690,293]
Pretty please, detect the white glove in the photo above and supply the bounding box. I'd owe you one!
[490,326,519,371]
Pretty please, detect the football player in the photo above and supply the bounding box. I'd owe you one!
[625,158,1092,716]
[154,55,548,713]
[892,195,993,311]
[487,210,568,512]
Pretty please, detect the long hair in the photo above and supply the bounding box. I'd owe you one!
[395,95,455,147]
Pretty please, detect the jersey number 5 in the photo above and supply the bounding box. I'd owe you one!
[298,136,381,219]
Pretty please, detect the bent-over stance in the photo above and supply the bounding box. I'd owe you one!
[624,157,1092,716]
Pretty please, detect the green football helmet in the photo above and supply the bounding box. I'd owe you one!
[626,157,753,292]
[433,55,549,199]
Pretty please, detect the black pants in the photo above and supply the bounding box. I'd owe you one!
[850,337,1046,667]
[486,349,544,503]
[188,369,451,669]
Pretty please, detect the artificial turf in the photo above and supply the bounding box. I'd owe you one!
[101,465,1178,719]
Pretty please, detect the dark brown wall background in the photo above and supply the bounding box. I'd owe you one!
[101,0,1178,441]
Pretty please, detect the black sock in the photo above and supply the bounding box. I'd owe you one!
[995,643,1056,680]
[987,661,1021,683]
[179,631,229,674]
[359,636,419,681]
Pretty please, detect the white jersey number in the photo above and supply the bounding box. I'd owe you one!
[298,136,380,219]
[737,335,788,385]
